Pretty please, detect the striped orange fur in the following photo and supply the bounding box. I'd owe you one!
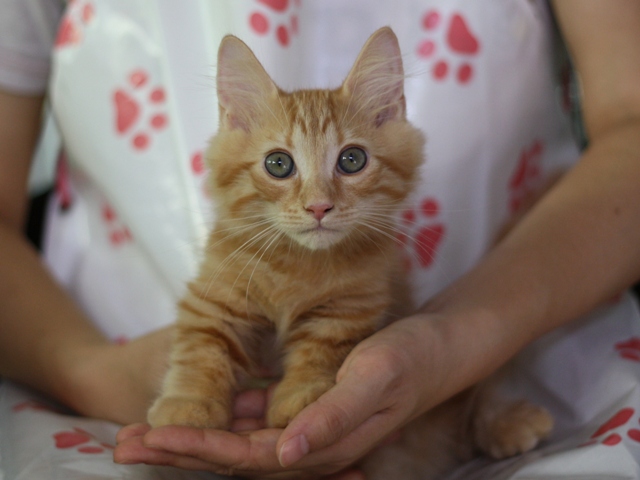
[148,27,424,430]
[148,29,553,479]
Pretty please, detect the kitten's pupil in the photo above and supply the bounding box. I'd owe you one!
[265,151,295,178]
[338,147,367,174]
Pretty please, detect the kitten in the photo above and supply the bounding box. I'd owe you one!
[148,27,552,478]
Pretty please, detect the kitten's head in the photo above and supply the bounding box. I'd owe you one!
[207,27,425,252]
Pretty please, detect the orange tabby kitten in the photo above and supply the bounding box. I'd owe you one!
[148,27,552,478]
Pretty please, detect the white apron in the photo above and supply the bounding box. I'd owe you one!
[3,1,640,478]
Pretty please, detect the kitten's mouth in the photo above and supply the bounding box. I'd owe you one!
[294,224,345,250]
[302,225,338,233]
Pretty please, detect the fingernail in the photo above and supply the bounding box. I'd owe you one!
[278,434,309,467]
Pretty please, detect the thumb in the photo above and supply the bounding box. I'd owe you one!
[276,350,402,467]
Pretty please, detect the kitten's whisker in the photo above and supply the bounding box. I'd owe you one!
[226,227,281,309]
[359,217,454,286]
[244,231,285,313]
[203,219,274,253]
[201,225,278,299]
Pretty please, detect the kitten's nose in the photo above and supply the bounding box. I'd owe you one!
[306,203,334,221]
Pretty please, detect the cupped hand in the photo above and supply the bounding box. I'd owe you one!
[114,314,449,479]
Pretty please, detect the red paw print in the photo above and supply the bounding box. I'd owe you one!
[113,69,169,152]
[581,408,640,447]
[399,197,446,270]
[101,202,133,247]
[249,0,301,47]
[508,140,544,214]
[53,428,114,454]
[55,153,73,211]
[417,10,480,84]
[55,0,95,48]
[12,400,60,414]
[615,337,640,361]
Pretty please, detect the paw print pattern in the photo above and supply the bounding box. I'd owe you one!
[191,151,205,176]
[249,0,301,47]
[101,202,133,247]
[53,427,114,454]
[113,69,169,152]
[417,10,480,84]
[191,151,211,199]
[55,0,95,48]
[508,140,544,214]
[55,153,74,211]
[615,337,640,362]
[400,197,446,270]
[580,408,640,447]
[12,400,60,414]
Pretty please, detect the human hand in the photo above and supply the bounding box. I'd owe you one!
[114,314,449,478]
[115,387,366,479]
[65,327,173,425]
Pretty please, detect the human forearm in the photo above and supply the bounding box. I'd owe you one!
[0,222,110,402]
[0,88,170,424]
[424,119,640,382]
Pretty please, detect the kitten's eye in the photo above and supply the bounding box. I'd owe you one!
[337,147,367,174]
[265,151,295,179]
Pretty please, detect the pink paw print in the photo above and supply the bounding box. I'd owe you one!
[249,0,301,47]
[101,202,133,247]
[191,151,211,199]
[55,0,95,48]
[417,10,480,84]
[581,408,640,447]
[508,140,544,214]
[113,69,169,152]
[399,197,446,270]
[53,427,114,454]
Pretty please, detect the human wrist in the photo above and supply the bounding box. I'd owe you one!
[51,337,116,417]
[410,292,534,412]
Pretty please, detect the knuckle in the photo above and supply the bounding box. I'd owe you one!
[353,344,407,389]
[315,401,351,445]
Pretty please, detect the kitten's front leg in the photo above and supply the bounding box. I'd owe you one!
[148,294,253,429]
[267,315,378,428]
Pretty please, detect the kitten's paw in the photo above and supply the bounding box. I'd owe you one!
[476,400,553,460]
[147,395,231,429]
[266,378,334,428]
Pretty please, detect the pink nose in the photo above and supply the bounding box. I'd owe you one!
[306,203,334,221]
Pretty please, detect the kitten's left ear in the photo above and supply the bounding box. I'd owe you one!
[216,35,279,131]
[342,27,406,127]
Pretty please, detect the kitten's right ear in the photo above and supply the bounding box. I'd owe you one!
[342,27,406,127]
[216,35,278,131]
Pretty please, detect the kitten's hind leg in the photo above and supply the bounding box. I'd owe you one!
[471,391,554,460]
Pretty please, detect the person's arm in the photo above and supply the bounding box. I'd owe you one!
[114,1,640,477]
[0,89,171,425]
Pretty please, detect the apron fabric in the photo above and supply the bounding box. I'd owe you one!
[3,1,640,478]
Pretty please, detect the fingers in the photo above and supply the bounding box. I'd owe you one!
[116,423,151,443]
[231,418,264,432]
[114,434,225,472]
[146,425,284,472]
[233,382,278,419]
[277,344,408,467]
[234,388,268,419]
[114,425,347,478]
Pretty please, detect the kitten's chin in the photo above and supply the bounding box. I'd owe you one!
[291,227,346,251]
